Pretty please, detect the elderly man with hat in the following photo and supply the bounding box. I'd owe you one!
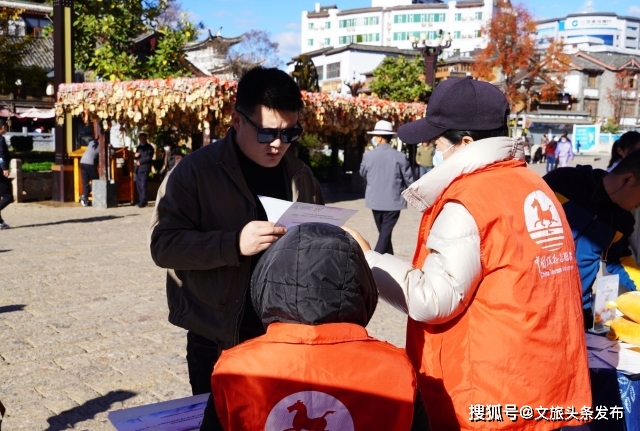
[359,120,414,255]
[346,77,590,430]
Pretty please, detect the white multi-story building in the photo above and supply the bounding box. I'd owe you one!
[301,0,499,58]
[536,13,640,54]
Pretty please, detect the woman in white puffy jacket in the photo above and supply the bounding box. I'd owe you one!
[344,77,591,431]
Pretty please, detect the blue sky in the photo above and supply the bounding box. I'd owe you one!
[181,0,640,65]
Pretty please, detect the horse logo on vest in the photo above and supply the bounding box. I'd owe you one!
[265,391,354,431]
[524,190,565,252]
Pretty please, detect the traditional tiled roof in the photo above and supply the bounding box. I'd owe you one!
[0,0,52,14]
[6,36,53,70]
[573,51,640,71]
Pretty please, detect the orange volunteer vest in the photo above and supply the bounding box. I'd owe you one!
[408,160,592,430]
[212,322,416,431]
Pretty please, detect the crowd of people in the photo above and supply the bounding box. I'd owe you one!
[145,67,640,431]
[3,64,638,430]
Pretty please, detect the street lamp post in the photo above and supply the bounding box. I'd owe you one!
[412,29,452,94]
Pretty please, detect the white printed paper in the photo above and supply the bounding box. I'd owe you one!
[593,347,640,375]
[592,275,619,333]
[258,196,357,229]
[588,351,615,369]
[108,394,207,431]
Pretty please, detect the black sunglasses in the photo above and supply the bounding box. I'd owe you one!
[236,110,303,144]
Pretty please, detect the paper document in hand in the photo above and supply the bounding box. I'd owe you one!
[258,196,357,229]
[109,394,207,431]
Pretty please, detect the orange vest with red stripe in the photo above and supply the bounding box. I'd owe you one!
[408,160,592,430]
[212,322,416,431]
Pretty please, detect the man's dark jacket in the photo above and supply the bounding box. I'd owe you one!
[135,142,154,174]
[149,129,324,348]
[0,135,10,171]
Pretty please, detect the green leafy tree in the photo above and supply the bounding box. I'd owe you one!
[291,55,319,92]
[46,0,201,80]
[370,55,430,103]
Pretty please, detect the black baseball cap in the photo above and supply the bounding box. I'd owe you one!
[398,76,509,144]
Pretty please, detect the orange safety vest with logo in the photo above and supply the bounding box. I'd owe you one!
[212,322,416,431]
[408,160,592,430]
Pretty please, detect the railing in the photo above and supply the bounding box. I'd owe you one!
[6,132,55,152]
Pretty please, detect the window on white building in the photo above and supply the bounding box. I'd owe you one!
[308,22,314,29]
[393,13,446,24]
[454,31,461,39]
[326,22,331,29]
[339,18,356,28]
[325,38,331,45]
[326,62,340,79]
[364,16,379,25]
[474,30,481,38]
[475,12,482,20]
[627,26,638,31]
[308,39,314,46]
[317,65,324,81]
[455,13,462,21]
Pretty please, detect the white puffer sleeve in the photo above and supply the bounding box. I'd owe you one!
[365,202,482,324]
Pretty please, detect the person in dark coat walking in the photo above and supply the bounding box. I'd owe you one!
[134,132,154,207]
[0,119,13,229]
[79,135,99,207]
[203,223,430,431]
[359,120,414,254]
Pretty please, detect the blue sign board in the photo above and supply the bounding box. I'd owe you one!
[573,125,598,152]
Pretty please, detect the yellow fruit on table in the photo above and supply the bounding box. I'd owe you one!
[606,292,640,324]
[605,316,640,346]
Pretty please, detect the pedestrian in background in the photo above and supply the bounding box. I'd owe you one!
[359,120,414,255]
[607,131,640,172]
[555,134,574,168]
[545,136,557,172]
[540,133,548,163]
[134,132,154,208]
[416,141,434,177]
[0,119,13,230]
[79,135,99,207]
[159,138,183,179]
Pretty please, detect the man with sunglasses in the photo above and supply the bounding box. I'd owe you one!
[149,67,324,424]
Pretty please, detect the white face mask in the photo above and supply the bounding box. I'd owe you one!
[432,143,455,167]
[371,137,378,148]
[164,146,170,151]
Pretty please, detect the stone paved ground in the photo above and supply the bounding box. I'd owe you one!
[0,155,607,430]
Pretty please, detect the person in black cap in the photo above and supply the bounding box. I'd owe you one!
[344,76,591,430]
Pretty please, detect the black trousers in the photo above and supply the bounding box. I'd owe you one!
[372,210,401,255]
[189,331,254,431]
[0,176,13,222]
[80,163,98,198]
[135,171,149,205]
